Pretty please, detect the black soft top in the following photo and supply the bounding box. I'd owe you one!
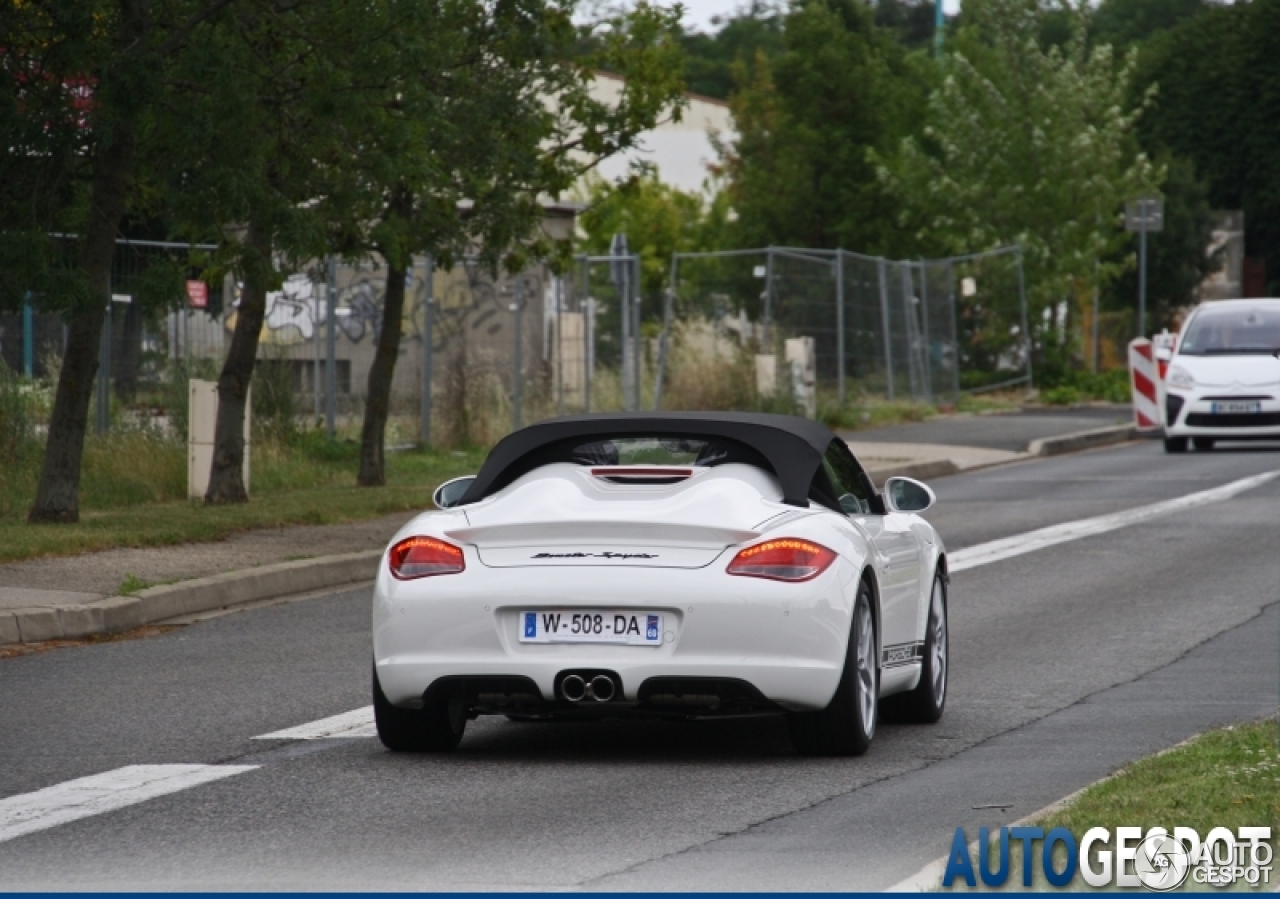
[459,412,838,508]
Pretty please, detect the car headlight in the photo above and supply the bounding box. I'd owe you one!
[1166,365,1195,390]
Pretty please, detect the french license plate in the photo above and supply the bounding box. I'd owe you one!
[520,610,663,645]
[1211,401,1262,414]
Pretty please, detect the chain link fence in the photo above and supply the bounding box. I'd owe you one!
[2,238,1030,452]
[659,245,1029,411]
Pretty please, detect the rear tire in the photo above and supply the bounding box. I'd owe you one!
[1164,436,1188,453]
[883,570,948,723]
[789,580,877,756]
[373,665,466,752]
[1193,437,1215,451]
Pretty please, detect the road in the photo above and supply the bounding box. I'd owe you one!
[1,441,1277,889]
[845,405,1130,452]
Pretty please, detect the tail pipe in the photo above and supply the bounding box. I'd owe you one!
[589,675,616,702]
[561,674,587,702]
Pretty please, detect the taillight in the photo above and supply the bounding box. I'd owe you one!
[727,538,836,582]
[389,536,465,579]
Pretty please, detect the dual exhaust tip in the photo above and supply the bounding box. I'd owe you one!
[561,674,617,703]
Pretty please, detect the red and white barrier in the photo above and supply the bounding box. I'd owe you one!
[1128,338,1161,431]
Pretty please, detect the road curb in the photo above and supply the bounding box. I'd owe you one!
[866,459,959,488]
[0,426,1140,649]
[1028,423,1137,457]
[1,550,381,647]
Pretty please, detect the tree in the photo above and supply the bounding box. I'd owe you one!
[678,1,785,100]
[721,0,926,255]
[320,0,687,487]
[147,0,387,504]
[0,0,237,523]
[1090,0,1205,52]
[884,0,1159,372]
[1102,156,1218,329]
[1136,0,1280,295]
[577,170,732,296]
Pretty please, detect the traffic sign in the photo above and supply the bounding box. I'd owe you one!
[1125,198,1164,232]
[186,281,208,309]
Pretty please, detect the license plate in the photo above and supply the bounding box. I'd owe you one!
[519,610,664,645]
[1211,401,1262,414]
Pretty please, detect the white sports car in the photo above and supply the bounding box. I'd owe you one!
[371,412,949,756]
[1163,298,1280,452]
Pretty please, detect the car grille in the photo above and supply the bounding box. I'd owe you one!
[1185,412,1280,428]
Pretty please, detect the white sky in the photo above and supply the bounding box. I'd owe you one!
[673,0,961,34]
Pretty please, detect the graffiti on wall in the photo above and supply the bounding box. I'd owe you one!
[223,260,549,355]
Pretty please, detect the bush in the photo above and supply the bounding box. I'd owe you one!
[1039,368,1130,405]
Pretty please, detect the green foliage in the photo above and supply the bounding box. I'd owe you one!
[724,0,926,254]
[1090,0,1206,52]
[874,0,941,51]
[678,1,786,99]
[117,574,153,595]
[577,171,732,296]
[1136,0,1280,294]
[1039,719,1279,858]
[1102,155,1218,330]
[0,362,35,466]
[884,0,1160,368]
[251,352,298,443]
[1038,367,1130,404]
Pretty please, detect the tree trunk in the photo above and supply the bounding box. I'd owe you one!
[357,258,407,486]
[28,124,137,523]
[204,217,271,504]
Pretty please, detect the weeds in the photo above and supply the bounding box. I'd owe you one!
[117,574,153,595]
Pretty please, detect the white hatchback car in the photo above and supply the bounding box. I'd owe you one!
[371,412,949,756]
[1163,299,1280,452]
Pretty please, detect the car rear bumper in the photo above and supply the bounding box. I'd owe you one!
[371,551,858,712]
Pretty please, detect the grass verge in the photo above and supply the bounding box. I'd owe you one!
[944,718,1279,892]
[0,438,486,564]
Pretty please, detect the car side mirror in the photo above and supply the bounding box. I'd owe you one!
[432,475,476,510]
[884,476,935,513]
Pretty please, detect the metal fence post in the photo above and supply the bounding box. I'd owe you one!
[654,254,677,410]
[1091,257,1100,373]
[512,280,523,430]
[555,272,564,417]
[312,272,322,422]
[421,254,433,446]
[326,255,337,439]
[97,298,112,434]
[947,259,960,401]
[633,254,642,411]
[764,246,774,348]
[919,261,933,404]
[22,294,34,377]
[877,257,894,401]
[581,256,592,413]
[1016,248,1032,389]
[835,250,846,407]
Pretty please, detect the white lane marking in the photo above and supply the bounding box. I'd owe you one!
[0,764,257,844]
[949,469,1280,573]
[253,706,375,740]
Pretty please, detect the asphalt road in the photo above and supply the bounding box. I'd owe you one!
[1,441,1277,889]
[844,405,1130,452]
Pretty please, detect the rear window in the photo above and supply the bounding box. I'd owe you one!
[570,437,730,467]
[1179,305,1280,355]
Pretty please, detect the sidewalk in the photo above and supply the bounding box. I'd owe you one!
[0,414,1136,647]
